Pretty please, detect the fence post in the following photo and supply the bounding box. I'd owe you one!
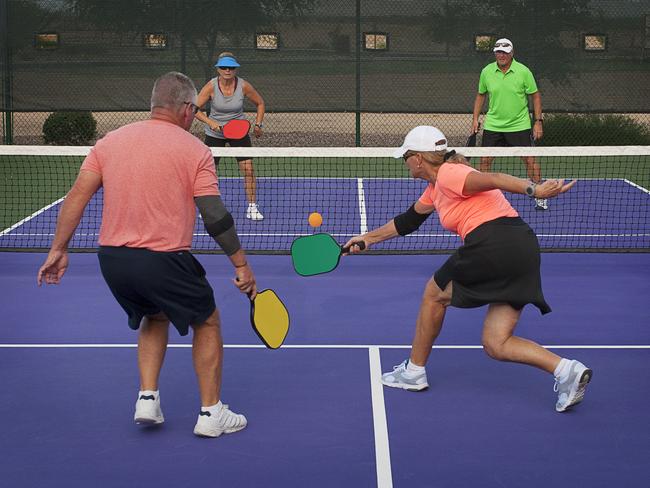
[355,0,361,147]
[1,0,13,144]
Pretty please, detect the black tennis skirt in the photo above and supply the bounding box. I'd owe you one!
[434,217,551,314]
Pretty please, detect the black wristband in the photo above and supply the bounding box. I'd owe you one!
[235,262,248,268]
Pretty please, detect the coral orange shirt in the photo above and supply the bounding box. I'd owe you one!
[80,119,219,252]
[419,163,518,240]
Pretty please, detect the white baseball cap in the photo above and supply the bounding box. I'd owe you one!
[493,38,513,53]
[393,126,448,158]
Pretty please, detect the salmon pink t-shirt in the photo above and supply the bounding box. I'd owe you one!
[419,163,518,240]
[80,119,219,251]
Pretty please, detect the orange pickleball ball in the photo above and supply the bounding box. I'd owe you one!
[308,212,323,228]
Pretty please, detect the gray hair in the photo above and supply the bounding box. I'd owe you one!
[150,72,197,110]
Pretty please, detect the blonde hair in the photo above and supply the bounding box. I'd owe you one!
[409,150,469,166]
[218,51,235,60]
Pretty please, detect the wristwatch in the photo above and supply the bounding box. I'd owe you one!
[535,118,543,123]
[255,123,264,129]
[525,182,537,198]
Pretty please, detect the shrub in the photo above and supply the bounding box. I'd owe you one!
[43,111,97,145]
[542,114,650,146]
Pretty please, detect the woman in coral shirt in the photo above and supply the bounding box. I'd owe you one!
[345,126,591,413]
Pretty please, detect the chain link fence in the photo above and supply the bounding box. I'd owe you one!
[2,0,650,146]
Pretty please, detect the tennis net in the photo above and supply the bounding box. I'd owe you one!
[1,145,648,253]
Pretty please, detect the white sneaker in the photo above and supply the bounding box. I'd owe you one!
[554,360,593,412]
[381,359,429,391]
[535,198,548,210]
[193,403,247,438]
[134,391,164,425]
[246,203,264,220]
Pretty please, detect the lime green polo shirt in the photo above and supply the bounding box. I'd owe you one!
[478,59,538,132]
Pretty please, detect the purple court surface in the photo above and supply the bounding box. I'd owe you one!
[1,251,648,488]
[2,177,648,251]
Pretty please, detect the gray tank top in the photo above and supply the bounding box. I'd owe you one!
[205,76,246,139]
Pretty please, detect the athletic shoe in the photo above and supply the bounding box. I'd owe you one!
[134,392,164,425]
[554,360,593,412]
[381,359,429,391]
[193,403,247,438]
[246,203,264,220]
[535,198,548,210]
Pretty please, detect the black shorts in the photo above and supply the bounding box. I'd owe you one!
[482,129,533,147]
[98,246,216,336]
[205,134,252,164]
[434,217,551,314]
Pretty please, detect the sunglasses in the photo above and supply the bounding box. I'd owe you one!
[402,151,418,162]
[183,101,199,114]
[217,66,237,71]
[494,43,511,48]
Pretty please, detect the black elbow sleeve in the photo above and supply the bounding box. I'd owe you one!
[393,204,430,236]
[204,212,234,237]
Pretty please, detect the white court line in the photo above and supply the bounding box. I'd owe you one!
[623,178,650,194]
[0,344,648,349]
[0,197,65,236]
[358,178,369,234]
[369,347,393,488]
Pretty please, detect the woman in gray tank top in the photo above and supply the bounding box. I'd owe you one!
[195,53,266,221]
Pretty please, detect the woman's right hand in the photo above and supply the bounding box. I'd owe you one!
[208,121,221,132]
[342,236,368,255]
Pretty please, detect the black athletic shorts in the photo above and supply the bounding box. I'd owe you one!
[434,217,551,314]
[205,134,253,164]
[98,246,216,336]
[482,129,533,147]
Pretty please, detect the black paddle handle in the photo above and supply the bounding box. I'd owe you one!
[341,240,366,254]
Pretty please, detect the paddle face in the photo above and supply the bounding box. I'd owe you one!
[466,123,480,148]
[222,119,250,139]
[291,233,365,276]
[250,289,290,349]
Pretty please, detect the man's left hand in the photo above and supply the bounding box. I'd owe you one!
[37,250,69,285]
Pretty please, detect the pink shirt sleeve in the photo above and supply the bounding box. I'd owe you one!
[80,147,101,174]
[193,147,220,197]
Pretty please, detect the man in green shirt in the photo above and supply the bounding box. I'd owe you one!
[472,38,547,210]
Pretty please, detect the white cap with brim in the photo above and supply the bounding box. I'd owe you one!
[393,126,448,158]
[215,56,240,68]
[493,38,513,53]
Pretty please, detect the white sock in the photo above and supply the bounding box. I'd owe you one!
[138,389,158,399]
[201,401,224,416]
[406,360,425,376]
[554,358,572,381]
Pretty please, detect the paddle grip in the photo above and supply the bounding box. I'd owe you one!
[341,240,366,254]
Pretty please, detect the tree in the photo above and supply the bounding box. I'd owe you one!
[426,0,592,83]
[71,0,314,80]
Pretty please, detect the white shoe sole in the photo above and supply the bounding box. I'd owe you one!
[381,379,428,392]
[193,424,246,438]
[134,415,164,425]
[556,368,593,412]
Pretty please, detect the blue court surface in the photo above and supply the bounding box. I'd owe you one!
[1,251,648,488]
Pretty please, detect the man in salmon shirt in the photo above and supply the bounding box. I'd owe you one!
[345,126,592,413]
[38,72,255,437]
